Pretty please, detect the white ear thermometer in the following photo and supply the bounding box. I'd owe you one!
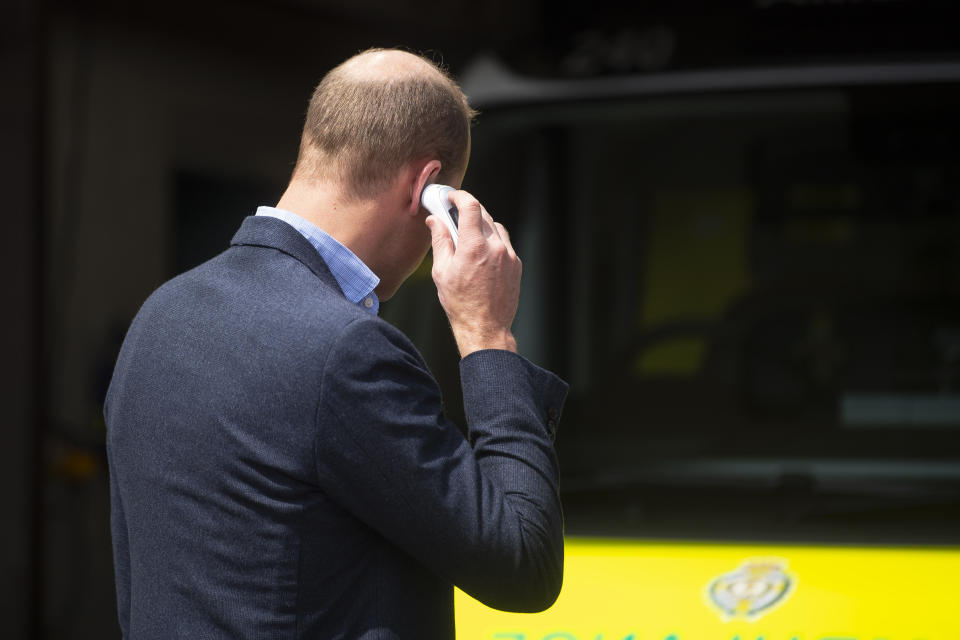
[421,184,459,248]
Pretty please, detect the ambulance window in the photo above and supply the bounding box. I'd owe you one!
[455,82,960,543]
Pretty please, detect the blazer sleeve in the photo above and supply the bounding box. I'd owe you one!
[313,317,568,612]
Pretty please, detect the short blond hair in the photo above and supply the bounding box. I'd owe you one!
[293,48,477,197]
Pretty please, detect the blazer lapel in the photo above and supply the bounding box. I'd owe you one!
[230,215,340,291]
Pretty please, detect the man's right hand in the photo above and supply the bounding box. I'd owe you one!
[425,189,521,358]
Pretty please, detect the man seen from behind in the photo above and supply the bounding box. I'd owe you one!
[104,47,567,639]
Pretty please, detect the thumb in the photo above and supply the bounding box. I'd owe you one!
[426,214,455,264]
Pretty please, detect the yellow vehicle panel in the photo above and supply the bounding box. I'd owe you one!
[455,537,960,640]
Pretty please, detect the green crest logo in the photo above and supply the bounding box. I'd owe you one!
[707,558,795,621]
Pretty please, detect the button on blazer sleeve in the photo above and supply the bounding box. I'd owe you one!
[314,317,568,612]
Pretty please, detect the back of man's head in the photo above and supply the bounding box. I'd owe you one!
[293,48,476,198]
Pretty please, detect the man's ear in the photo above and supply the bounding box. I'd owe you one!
[408,159,442,216]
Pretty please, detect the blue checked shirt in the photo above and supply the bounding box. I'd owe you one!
[255,206,380,315]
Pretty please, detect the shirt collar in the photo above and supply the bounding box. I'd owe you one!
[255,206,380,315]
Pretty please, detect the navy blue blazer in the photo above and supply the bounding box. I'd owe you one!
[105,216,568,639]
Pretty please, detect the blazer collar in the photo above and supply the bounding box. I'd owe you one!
[230,215,339,290]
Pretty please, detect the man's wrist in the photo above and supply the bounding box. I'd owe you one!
[456,330,518,358]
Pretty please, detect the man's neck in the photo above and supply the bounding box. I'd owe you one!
[275,179,386,271]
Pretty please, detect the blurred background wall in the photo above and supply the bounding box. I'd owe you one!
[2,0,958,637]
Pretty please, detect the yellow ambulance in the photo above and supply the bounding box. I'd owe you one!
[385,50,960,640]
[454,539,959,639]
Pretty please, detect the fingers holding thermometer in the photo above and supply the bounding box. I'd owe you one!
[424,188,522,356]
[421,184,460,248]
[421,184,510,251]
